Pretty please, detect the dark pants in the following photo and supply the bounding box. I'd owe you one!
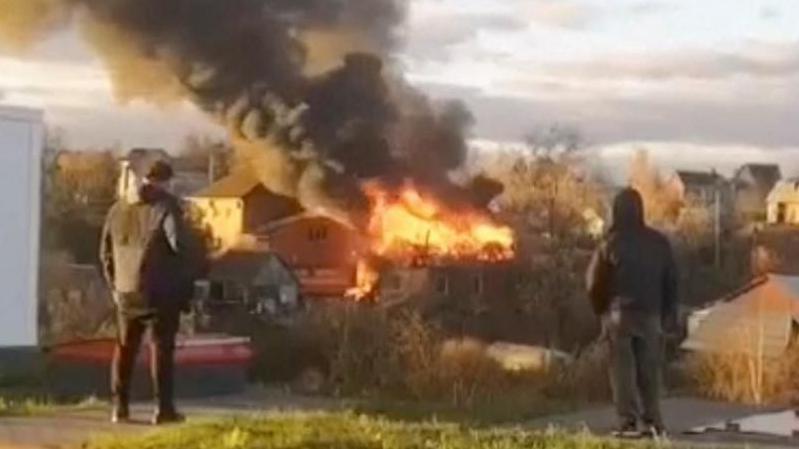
[111,306,180,411]
[604,309,664,428]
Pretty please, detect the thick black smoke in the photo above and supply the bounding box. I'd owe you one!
[0,0,477,225]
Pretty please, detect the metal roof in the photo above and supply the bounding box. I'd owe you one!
[682,274,799,357]
[209,250,298,286]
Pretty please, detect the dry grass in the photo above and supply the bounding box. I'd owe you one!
[301,305,612,422]
[685,345,799,405]
[313,306,517,406]
[546,341,612,404]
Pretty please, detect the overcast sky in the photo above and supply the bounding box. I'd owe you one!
[2,0,799,177]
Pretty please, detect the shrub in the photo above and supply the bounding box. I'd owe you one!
[306,306,523,406]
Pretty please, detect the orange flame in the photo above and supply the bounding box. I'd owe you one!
[345,259,381,300]
[364,182,515,262]
[346,182,515,300]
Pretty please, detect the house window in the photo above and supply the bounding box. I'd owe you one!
[308,226,328,242]
[472,274,484,295]
[435,274,449,294]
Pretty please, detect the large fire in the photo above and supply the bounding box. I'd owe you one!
[364,182,515,261]
[347,182,515,299]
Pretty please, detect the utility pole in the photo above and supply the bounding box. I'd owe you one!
[714,173,722,268]
[208,151,216,185]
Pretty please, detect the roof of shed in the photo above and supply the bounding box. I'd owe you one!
[682,275,799,357]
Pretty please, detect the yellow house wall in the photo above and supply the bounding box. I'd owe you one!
[767,201,799,225]
[189,197,245,251]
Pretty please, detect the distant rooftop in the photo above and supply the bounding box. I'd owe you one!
[675,170,725,187]
[734,163,782,190]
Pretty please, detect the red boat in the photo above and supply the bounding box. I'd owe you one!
[49,335,253,399]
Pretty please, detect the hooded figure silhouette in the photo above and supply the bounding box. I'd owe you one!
[586,187,678,438]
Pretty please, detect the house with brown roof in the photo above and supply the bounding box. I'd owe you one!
[260,213,361,298]
[189,172,362,298]
[667,170,734,218]
[187,170,301,252]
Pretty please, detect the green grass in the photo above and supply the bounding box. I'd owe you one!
[354,392,577,427]
[85,413,692,449]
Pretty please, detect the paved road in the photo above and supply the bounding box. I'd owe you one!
[527,397,797,448]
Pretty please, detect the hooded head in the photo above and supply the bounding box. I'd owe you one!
[139,160,174,204]
[611,187,645,232]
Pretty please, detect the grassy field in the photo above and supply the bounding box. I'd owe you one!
[85,413,688,449]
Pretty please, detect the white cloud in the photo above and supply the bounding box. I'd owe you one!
[544,42,799,81]
[522,1,598,29]
[0,56,220,150]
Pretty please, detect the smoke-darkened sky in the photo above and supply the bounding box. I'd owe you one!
[1,0,799,175]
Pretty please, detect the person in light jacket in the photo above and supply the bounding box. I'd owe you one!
[100,160,193,425]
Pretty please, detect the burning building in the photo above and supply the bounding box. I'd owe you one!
[347,182,515,300]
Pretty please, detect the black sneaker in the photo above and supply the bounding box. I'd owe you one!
[611,422,640,439]
[151,409,186,426]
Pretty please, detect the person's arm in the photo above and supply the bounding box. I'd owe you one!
[662,238,679,332]
[586,242,612,316]
[162,211,179,253]
[161,200,186,254]
[163,200,195,310]
[99,205,116,290]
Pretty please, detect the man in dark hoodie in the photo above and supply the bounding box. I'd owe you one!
[586,188,678,439]
[100,160,191,425]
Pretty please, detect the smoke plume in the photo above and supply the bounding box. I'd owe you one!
[0,0,477,226]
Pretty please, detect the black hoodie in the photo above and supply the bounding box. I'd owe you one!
[100,184,192,312]
[586,188,678,324]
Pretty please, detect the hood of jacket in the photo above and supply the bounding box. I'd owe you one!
[137,183,168,205]
[611,188,645,232]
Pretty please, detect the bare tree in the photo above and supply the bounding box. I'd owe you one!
[486,125,606,349]
[524,123,584,161]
